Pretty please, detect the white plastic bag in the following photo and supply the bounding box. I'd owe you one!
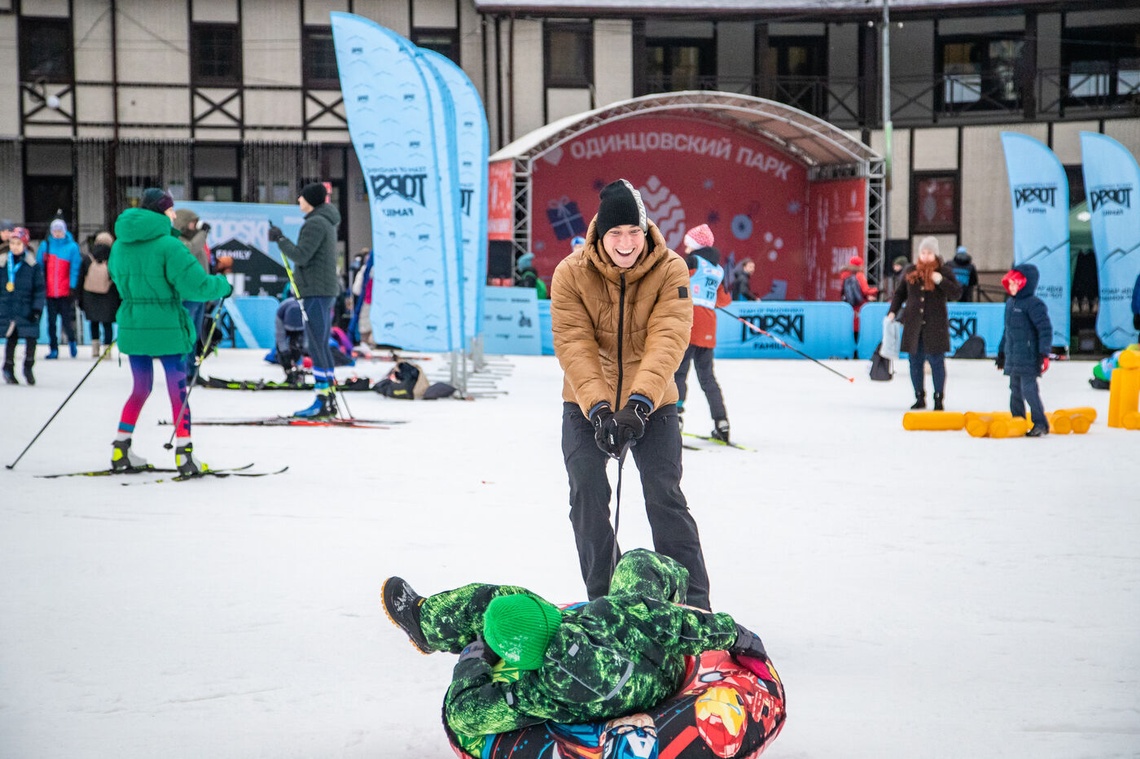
[881,315,902,361]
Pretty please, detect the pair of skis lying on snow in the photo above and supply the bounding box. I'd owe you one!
[37,462,289,484]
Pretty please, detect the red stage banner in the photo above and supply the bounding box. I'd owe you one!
[806,177,868,301]
[528,115,811,298]
[488,160,514,241]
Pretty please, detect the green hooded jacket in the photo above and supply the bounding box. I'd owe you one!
[439,550,739,736]
[109,207,232,356]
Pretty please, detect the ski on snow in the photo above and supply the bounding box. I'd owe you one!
[159,416,404,429]
[681,432,755,451]
[120,465,290,485]
[39,463,257,479]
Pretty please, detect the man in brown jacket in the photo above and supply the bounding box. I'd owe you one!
[551,179,712,610]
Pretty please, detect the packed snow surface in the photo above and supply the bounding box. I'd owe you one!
[1,350,1137,758]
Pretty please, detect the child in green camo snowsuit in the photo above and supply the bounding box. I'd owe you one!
[388,549,768,737]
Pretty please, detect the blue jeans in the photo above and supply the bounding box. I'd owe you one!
[1009,373,1047,429]
[908,336,946,396]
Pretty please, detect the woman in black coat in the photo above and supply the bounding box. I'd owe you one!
[887,237,963,410]
[78,231,121,358]
[1,228,46,384]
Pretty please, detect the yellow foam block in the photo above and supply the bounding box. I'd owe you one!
[964,411,1012,438]
[902,411,966,431]
[1049,413,1072,434]
[989,417,1030,438]
[1108,367,1140,428]
[1124,411,1140,430]
[1118,349,1140,369]
[1071,415,1091,434]
[1053,406,1097,423]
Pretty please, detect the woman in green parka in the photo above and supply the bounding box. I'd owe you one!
[108,188,232,476]
[381,549,770,738]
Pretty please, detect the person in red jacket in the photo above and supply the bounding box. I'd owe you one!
[40,218,84,359]
[673,224,734,442]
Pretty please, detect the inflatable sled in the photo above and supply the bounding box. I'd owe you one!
[446,650,786,759]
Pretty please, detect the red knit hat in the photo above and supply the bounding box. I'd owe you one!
[683,223,714,250]
[10,227,29,244]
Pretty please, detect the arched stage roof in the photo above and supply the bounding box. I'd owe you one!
[491,91,888,285]
[490,90,882,173]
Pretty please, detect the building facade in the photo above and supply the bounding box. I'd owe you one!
[4,0,1139,290]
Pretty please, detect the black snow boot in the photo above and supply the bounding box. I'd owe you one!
[23,362,35,386]
[382,577,432,654]
[711,419,730,443]
[3,363,17,385]
[933,392,944,411]
[1027,424,1049,438]
[910,393,926,410]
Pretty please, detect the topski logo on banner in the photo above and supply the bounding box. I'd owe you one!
[1000,132,1070,348]
[1080,131,1140,349]
[330,12,459,352]
[417,48,490,347]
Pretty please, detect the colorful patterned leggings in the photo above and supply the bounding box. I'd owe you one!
[118,355,189,438]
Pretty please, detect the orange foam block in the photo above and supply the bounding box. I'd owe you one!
[1052,406,1097,423]
[989,416,1030,438]
[1108,367,1140,428]
[1118,349,1140,369]
[1124,411,1140,430]
[903,411,966,431]
[964,411,1012,438]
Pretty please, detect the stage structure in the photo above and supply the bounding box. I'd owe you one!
[489,91,885,302]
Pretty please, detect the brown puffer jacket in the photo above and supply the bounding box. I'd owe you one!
[551,218,693,415]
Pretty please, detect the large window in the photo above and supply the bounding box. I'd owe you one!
[413,28,460,65]
[939,36,1025,109]
[19,17,72,83]
[191,23,241,86]
[646,38,715,93]
[545,22,592,88]
[1063,26,1140,103]
[765,36,827,114]
[303,26,339,89]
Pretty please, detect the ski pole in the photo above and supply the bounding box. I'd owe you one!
[164,304,224,450]
[717,306,855,383]
[6,341,116,470]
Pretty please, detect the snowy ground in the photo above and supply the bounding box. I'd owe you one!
[1,348,1137,759]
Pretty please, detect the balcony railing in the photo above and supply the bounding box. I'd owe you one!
[643,67,1140,128]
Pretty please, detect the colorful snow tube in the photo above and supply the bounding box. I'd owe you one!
[447,650,786,759]
[902,411,966,431]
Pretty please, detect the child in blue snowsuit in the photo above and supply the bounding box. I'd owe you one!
[996,263,1053,437]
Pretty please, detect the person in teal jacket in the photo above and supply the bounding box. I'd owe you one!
[108,188,232,476]
[381,549,770,739]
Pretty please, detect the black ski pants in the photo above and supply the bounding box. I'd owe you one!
[561,401,711,610]
[674,345,727,421]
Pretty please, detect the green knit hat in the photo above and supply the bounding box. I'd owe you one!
[482,594,563,670]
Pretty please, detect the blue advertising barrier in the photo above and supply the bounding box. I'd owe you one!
[482,286,541,355]
[713,301,856,359]
[538,300,554,356]
[856,302,1006,358]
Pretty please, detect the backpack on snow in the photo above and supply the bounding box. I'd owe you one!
[84,260,113,295]
[841,275,865,307]
[952,335,986,359]
[372,360,429,400]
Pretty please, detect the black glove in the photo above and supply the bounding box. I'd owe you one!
[31,310,42,323]
[590,403,615,456]
[1134,313,1140,331]
[267,224,284,243]
[995,353,1005,371]
[458,635,500,666]
[199,222,211,234]
[612,398,651,444]
[729,623,768,662]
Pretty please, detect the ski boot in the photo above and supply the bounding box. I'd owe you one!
[23,362,35,386]
[3,364,18,384]
[293,391,337,419]
[381,577,432,654]
[174,442,206,477]
[111,439,149,472]
[711,419,730,443]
